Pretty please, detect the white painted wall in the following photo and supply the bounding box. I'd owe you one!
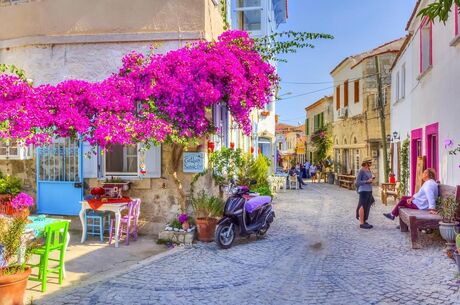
[391,2,460,186]
[0,40,187,85]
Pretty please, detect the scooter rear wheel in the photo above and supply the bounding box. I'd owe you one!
[215,223,235,249]
[257,224,270,238]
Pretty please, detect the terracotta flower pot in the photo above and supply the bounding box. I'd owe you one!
[13,208,29,219]
[0,266,31,305]
[195,218,218,242]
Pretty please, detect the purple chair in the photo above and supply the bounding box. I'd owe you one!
[108,199,141,246]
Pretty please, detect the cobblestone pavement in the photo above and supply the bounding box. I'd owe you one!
[38,183,460,305]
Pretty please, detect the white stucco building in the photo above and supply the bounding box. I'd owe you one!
[226,0,288,172]
[390,0,460,193]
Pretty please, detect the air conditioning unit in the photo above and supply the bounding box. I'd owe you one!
[337,107,348,118]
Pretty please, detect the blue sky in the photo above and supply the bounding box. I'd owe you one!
[276,0,417,125]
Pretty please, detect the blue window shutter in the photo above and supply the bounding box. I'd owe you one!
[142,144,161,178]
[82,142,98,178]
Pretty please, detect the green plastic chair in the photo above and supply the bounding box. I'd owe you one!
[28,221,69,292]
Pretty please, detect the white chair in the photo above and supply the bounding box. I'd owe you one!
[289,175,299,190]
[278,177,287,192]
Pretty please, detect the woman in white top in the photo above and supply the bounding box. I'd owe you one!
[383,168,438,220]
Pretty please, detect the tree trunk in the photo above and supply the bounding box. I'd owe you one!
[168,143,186,212]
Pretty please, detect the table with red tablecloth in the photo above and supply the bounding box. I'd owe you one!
[79,197,139,248]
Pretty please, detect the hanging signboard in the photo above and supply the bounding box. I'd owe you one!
[183,152,205,173]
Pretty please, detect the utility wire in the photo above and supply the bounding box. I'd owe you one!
[277,72,386,101]
[279,72,383,86]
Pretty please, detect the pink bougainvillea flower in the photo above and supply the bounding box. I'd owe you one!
[0,30,278,148]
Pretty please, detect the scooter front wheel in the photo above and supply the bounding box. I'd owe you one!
[215,223,235,249]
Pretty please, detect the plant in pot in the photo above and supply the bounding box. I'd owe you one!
[0,215,33,305]
[192,190,224,242]
[0,174,23,215]
[10,193,34,219]
[437,195,459,250]
[454,228,460,273]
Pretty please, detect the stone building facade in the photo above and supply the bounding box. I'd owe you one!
[275,123,305,170]
[0,0,224,234]
[331,38,405,183]
[305,95,333,163]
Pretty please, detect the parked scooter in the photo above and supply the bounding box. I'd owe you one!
[215,183,275,249]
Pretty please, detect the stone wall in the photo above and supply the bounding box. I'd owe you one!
[0,144,220,236]
[87,144,219,235]
[0,159,36,195]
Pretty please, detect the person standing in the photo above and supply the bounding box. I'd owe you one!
[304,160,311,179]
[355,157,375,229]
[317,162,323,183]
[310,164,317,183]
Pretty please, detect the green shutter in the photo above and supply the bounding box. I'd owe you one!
[306,118,309,135]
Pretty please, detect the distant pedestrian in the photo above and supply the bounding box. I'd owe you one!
[289,166,306,189]
[300,164,306,179]
[310,164,317,183]
[355,157,375,229]
[304,161,311,179]
[316,162,323,183]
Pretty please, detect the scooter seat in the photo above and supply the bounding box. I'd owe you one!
[245,196,271,213]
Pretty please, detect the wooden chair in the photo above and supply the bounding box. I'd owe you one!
[380,183,400,205]
[29,221,69,292]
[109,199,141,245]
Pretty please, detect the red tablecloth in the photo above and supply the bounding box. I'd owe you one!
[87,197,132,210]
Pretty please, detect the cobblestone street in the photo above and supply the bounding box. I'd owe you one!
[38,184,460,305]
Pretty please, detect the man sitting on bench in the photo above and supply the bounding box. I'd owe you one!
[383,168,438,220]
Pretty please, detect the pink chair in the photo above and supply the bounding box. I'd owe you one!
[108,199,141,246]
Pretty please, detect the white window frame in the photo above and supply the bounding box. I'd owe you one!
[232,0,265,35]
[0,140,33,160]
[104,144,139,177]
[420,18,432,74]
[401,64,406,99]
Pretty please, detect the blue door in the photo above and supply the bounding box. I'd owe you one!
[36,138,83,215]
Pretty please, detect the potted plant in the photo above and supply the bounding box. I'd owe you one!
[192,190,224,242]
[454,230,460,273]
[10,193,34,219]
[0,174,23,215]
[0,215,32,305]
[437,196,459,248]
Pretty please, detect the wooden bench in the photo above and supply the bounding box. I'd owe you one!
[380,183,400,205]
[399,184,460,249]
[337,174,355,190]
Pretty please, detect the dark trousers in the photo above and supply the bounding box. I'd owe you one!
[391,196,418,217]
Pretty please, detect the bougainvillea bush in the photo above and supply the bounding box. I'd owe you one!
[0,30,278,149]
